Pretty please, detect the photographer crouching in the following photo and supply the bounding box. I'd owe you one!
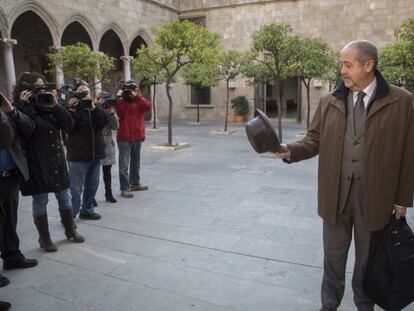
[116,80,151,198]
[66,79,108,220]
[14,72,84,252]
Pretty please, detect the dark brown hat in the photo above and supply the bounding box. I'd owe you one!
[245,109,282,153]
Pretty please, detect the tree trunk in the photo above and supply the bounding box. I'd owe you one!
[166,81,173,146]
[296,77,302,123]
[224,80,229,132]
[305,79,311,130]
[152,84,157,129]
[276,77,283,143]
[196,101,200,123]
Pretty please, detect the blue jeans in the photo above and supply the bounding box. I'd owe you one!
[32,188,72,217]
[118,141,142,191]
[68,160,101,216]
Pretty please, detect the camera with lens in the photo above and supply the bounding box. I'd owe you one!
[101,96,117,110]
[120,80,138,101]
[58,85,91,109]
[20,73,57,107]
[31,83,57,106]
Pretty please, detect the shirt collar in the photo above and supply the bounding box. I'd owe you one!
[353,78,377,106]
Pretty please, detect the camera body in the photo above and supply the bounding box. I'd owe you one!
[58,85,90,109]
[27,85,57,108]
[101,97,117,110]
[120,80,138,101]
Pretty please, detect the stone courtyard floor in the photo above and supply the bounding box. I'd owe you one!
[2,120,412,311]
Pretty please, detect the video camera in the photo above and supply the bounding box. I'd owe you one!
[101,96,117,110]
[57,84,92,109]
[120,80,138,101]
[21,73,57,107]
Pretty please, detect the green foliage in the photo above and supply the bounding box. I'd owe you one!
[323,50,341,89]
[231,96,249,115]
[241,51,275,86]
[248,23,295,81]
[288,36,332,84]
[183,49,246,88]
[182,53,221,87]
[395,17,414,42]
[154,20,221,81]
[132,45,167,86]
[219,50,246,81]
[48,43,115,83]
[380,17,414,89]
[380,41,414,85]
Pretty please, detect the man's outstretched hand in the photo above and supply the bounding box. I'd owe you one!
[274,144,291,159]
[394,204,407,219]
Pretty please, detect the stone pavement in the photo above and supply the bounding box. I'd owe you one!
[2,120,412,311]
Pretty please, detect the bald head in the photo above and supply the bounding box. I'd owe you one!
[342,40,378,71]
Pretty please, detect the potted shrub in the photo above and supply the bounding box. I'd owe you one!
[231,96,249,123]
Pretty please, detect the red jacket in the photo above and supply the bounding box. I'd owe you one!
[116,95,151,142]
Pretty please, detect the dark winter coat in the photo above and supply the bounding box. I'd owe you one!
[0,107,35,181]
[66,106,108,162]
[15,103,73,195]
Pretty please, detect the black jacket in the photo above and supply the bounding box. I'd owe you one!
[15,103,73,195]
[66,106,108,162]
[2,106,36,181]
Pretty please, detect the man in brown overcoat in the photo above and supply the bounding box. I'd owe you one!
[276,40,414,311]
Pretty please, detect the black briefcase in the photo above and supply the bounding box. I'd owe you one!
[363,217,414,311]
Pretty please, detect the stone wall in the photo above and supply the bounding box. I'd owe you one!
[178,0,414,122]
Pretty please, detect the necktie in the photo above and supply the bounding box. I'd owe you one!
[354,91,366,133]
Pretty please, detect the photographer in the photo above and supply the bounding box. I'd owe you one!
[96,92,119,203]
[0,85,37,295]
[66,80,108,220]
[116,80,151,198]
[13,72,84,252]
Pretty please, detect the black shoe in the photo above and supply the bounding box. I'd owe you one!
[0,301,11,311]
[79,212,101,220]
[0,274,9,288]
[3,256,38,270]
[130,184,149,191]
[105,192,117,203]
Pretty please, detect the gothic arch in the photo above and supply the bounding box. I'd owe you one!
[98,23,127,55]
[0,7,7,38]
[60,13,98,50]
[128,28,153,50]
[8,0,59,46]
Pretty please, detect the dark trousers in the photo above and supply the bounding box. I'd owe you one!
[118,141,142,191]
[102,165,112,193]
[0,174,22,260]
[321,181,374,311]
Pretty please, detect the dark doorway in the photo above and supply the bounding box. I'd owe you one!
[61,22,93,49]
[99,29,123,93]
[11,11,54,81]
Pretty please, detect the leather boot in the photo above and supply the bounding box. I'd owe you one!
[105,187,117,203]
[59,209,85,242]
[33,215,58,252]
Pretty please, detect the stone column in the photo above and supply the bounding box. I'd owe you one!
[121,56,133,81]
[0,38,17,99]
[50,46,64,87]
